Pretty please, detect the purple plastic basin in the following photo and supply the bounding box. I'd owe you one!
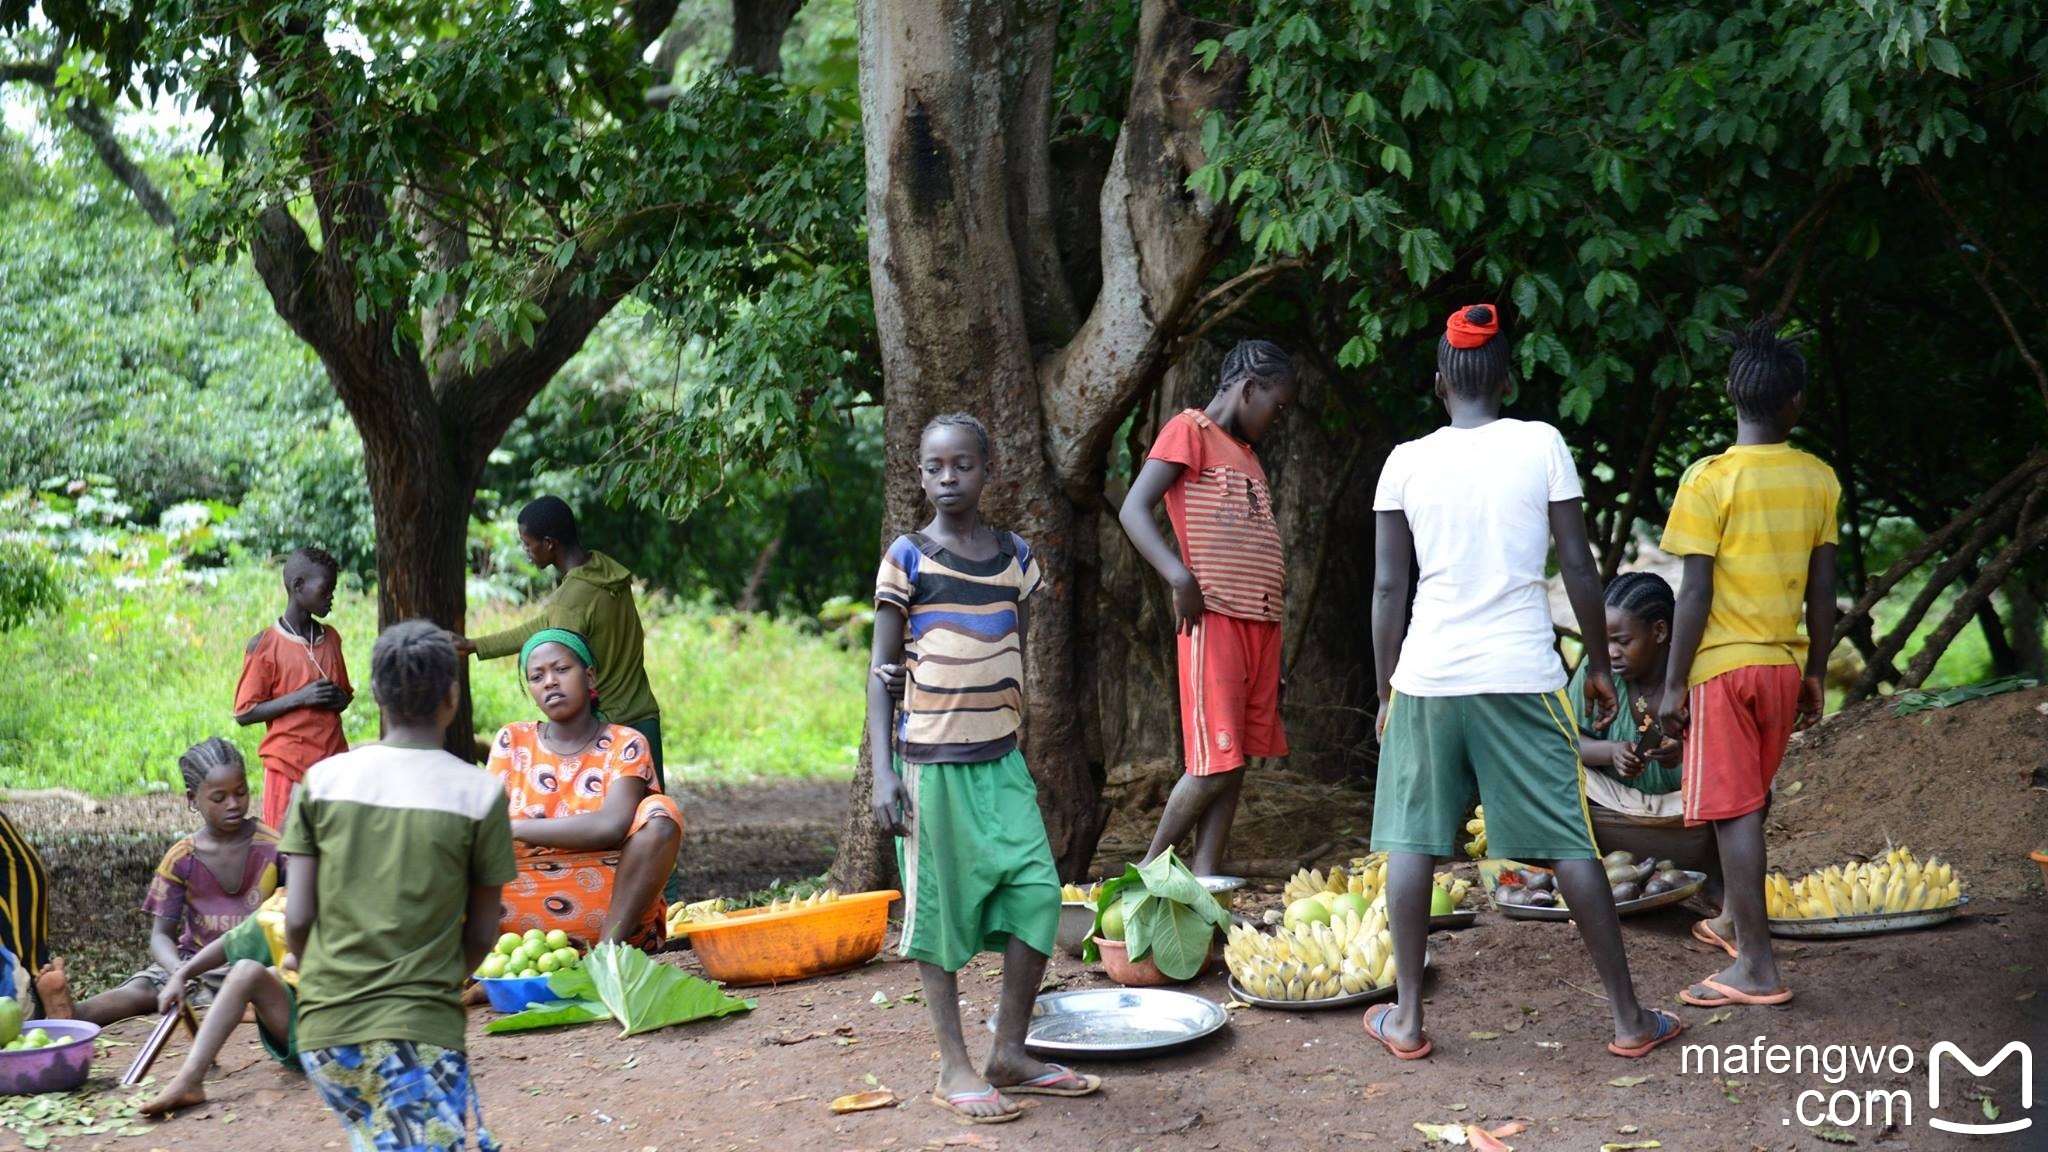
[0,1019,100,1096]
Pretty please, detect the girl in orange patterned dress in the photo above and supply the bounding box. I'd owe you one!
[486,629,682,948]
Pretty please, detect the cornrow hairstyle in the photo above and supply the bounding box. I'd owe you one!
[371,619,459,726]
[1605,570,1676,630]
[1719,317,1807,420]
[921,412,991,464]
[1436,304,1510,400]
[1217,339,1295,396]
[178,737,246,795]
[284,546,340,585]
[517,496,581,547]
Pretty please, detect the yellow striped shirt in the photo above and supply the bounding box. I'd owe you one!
[1659,443,1840,685]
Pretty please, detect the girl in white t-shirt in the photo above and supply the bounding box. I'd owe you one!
[1364,304,1682,1062]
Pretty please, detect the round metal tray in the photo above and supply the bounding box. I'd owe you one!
[1430,909,1480,930]
[985,988,1229,1057]
[1491,870,1708,922]
[1768,896,1967,938]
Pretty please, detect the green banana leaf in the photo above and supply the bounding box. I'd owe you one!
[579,942,757,1038]
[1079,849,1225,980]
[483,998,611,1035]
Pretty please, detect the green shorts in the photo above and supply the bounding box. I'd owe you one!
[894,750,1060,972]
[1370,690,1598,861]
[259,982,300,1067]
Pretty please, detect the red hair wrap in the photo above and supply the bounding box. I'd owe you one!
[1445,304,1499,349]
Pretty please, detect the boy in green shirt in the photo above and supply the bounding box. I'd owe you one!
[283,620,515,1152]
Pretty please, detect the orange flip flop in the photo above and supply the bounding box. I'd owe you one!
[1608,1009,1686,1058]
[1690,921,1739,959]
[1679,976,1794,1007]
[1363,1004,1433,1060]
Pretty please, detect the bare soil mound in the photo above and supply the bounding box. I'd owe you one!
[1768,683,2048,900]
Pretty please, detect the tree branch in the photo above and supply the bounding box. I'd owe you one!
[3,58,177,230]
[1038,0,1245,499]
[1916,170,2048,413]
[727,0,806,74]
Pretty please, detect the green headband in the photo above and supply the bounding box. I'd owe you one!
[519,628,595,676]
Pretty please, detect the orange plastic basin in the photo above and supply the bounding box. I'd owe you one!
[688,889,900,987]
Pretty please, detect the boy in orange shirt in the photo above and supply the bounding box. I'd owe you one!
[1659,319,1839,1010]
[234,548,352,829]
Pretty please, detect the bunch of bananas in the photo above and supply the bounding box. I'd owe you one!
[1282,852,1387,906]
[1433,872,1474,908]
[763,888,842,914]
[666,896,728,937]
[1059,883,1097,904]
[1224,901,1396,1001]
[1464,806,1488,859]
[1766,847,1964,920]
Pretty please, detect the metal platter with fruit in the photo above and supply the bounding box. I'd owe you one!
[1480,853,1706,922]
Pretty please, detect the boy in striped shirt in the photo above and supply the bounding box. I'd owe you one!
[1120,341,1297,876]
[1659,319,1839,1011]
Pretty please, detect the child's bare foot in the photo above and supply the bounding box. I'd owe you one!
[932,1065,1019,1122]
[35,959,74,1019]
[139,1080,206,1116]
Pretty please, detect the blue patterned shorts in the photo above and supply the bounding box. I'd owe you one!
[301,1040,498,1152]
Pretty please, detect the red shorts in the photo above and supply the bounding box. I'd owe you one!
[261,762,301,831]
[1177,614,1287,776]
[1682,664,1799,824]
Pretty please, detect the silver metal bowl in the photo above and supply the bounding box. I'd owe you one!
[985,987,1229,1057]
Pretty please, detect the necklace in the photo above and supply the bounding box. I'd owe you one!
[540,720,605,758]
[278,616,330,680]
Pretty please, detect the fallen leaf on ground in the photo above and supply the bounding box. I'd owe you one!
[1599,1143,1661,1151]
[1469,1030,1501,1040]
[830,1091,898,1114]
[1487,1122,1529,1138]
[1466,1125,1513,1152]
[1446,1102,1468,1111]
[1413,1122,1469,1144]
[1361,1082,1396,1100]
[1608,1075,1650,1088]
[1703,1012,1732,1025]
[869,992,892,1008]
[1616,1124,1639,1134]
[1815,1127,1857,1144]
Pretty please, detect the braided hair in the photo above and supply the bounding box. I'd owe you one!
[921,412,991,463]
[178,737,246,796]
[1217,339,1295,396]
[1437,305,1510,399]
[517,496,581,547]
[371,619,459,725]
[1605,570,1676,630]
[1719,317,1807,420]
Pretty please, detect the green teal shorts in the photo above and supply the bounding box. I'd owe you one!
[894,749,1061,972]
[1370,690,1599,861]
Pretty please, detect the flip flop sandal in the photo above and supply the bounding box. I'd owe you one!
[1362,1004,1433,1061]
[1608,1009,1686,1058]
[999,1064,1103,1097]
[1690,921,1739,959]
[931,1086,1024,1124]
[1679,976,1794,1008]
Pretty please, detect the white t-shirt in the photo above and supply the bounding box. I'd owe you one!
[1373,418,1584,696]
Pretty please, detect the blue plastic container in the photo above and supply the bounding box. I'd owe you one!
[478,975,557,1013]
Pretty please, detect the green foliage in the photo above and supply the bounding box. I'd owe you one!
[1083,849,1228,980]
[0,137,335,519]
[0,540,62,631]
[565,942,755,1037]
[0,495,867,792]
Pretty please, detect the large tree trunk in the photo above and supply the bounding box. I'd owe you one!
[835,0,1238,889]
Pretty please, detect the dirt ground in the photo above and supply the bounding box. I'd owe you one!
[11,688,2048,1151]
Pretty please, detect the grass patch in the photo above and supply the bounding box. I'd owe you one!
[0,564,863,796]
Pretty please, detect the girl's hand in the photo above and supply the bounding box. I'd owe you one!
[1169,569,1205,635]
[871,768,911,837]
[1795,674,1826,731]
[280,952,299,974]
[1611,742,1647,779]
[1646,737,1682,766]
[1657,686,1690,740]
[872,663,907,702]
[156,978,186,1016]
